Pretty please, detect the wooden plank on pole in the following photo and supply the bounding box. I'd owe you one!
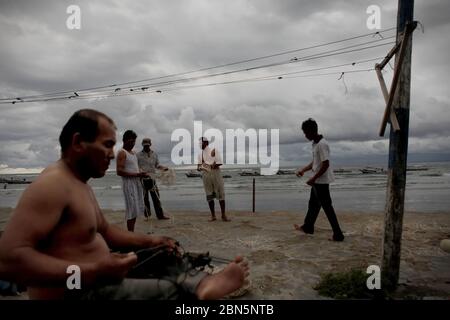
[378,41,402,70]
[379,22,415,137]
[375,65,400,131]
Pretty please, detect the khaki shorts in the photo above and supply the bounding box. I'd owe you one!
[202,169,225,201]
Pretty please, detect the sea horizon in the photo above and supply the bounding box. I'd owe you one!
[1,159,449,176]
[1,161,450,214]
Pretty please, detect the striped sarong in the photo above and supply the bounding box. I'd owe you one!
[121,176,145,220]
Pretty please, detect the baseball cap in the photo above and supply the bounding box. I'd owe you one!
[142,138,151,146]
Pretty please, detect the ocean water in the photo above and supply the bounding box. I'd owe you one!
[1,162,450,214]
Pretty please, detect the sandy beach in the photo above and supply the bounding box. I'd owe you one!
[1,207,449,299]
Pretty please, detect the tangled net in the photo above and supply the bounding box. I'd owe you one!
[155,168,176,186]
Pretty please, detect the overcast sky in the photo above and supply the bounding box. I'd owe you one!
[0,0,449,173]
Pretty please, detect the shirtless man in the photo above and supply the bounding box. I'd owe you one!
[0,109,248,299]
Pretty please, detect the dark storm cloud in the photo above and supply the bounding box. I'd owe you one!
[0,0,449,171]
[415,0,450,29]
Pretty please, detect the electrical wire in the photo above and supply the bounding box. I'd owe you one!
[0,27,396,103]
[0,41,393,104]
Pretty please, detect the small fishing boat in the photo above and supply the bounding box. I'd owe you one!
[359,167,385,174]
[239,170,261,176]
[333,168,352,174]
[0,177,32,184]
[276,169,295,175]
[185,171,201,178]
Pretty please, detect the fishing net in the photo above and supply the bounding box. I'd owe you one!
[155,168,176,186]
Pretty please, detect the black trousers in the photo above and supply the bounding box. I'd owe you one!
[303,184,343,237]
[142,178,164,219]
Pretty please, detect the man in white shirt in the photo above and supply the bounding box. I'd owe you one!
[294,119,344,241]
[197,137,230,222]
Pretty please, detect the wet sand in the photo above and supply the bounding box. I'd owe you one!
[1,207,449,299]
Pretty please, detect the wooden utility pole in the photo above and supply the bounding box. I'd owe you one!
[381,0,414,291]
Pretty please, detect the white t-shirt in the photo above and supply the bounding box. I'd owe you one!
[198,146,223,165]
[311,138,334,184]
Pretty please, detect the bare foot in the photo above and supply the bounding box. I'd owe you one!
[209,217,217,222]
[196,256,249,300]
[328,234,345,242]
[294,224,313,235]
[221,216,231,222]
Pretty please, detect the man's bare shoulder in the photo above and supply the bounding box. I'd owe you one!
[10,161,78,228]
[20,161,75,204]
[116,149,126,158]
[36,161,74,187]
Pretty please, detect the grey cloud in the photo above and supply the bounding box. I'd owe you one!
[1,0,449,170]
[372,141,386,152]
[415,0,450,29]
